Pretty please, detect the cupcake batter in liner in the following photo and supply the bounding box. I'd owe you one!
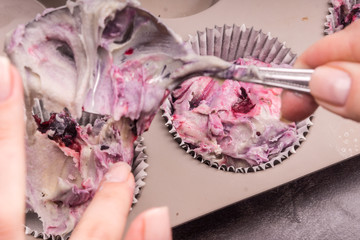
[4,0,173,238]
[162,24,313,173]
[325,0,360,34]
[24,132,149,240]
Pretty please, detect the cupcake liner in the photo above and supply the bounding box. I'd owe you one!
[132,136,149,204]
[25,136,148,240]
[25,105,148,239]
[325,0,360,35]
[162,24,313,173]
[188,24,297,65]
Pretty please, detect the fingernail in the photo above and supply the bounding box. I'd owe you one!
[0,57,12,101]
[310,66,351,106]
[104,162,131,183]
[144,207,171,240]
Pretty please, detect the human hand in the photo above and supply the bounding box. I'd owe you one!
[71,162,172,240]
[0,57,172,240]
[281,19,360,122]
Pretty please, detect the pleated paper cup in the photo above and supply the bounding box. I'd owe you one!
[162,24,313,173]
[25,105,148,239]
[25,137,148,240]
[325,0,360,35]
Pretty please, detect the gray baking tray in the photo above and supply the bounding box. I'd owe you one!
[1,0,359,239]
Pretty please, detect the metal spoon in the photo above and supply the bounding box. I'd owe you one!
[5,1,310,124]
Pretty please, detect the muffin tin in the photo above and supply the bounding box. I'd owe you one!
[1,0,359,239]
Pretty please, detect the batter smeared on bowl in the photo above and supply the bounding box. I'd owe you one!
[5,0,192,236]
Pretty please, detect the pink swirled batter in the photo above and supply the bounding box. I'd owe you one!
[5,0,186,236]
[326,0,360,34]
[170,58,297,167]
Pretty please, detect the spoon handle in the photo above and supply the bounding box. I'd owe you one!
[217,65,313,93]
[171,56,313,93]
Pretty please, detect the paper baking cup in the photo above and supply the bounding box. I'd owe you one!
[325,0,360,35]
[161,24,313,173]
[25,136,148,240]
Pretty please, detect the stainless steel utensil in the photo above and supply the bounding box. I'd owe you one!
[8,1,313,122]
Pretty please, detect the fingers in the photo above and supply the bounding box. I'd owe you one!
[70,162,135,240]
[0,57,25,240]
[71,162,172,240]
[282,61,360,122]
[296,19,360,69]
[280,91,318,122]
[281,20,360,122]
[124,207,172,240]
[309,62,360,121]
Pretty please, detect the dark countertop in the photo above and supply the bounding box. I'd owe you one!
[173,155,360,240]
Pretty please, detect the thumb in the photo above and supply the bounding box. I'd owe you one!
[0,57,25,240]
[309,62,360,121]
